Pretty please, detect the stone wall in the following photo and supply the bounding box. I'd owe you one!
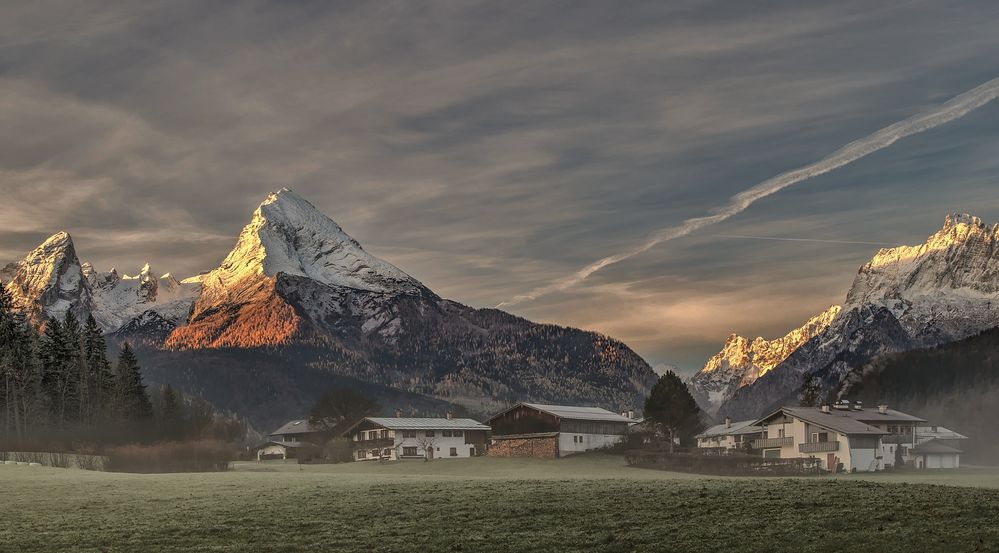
[488,435,558,459]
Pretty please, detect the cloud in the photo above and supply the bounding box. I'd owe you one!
[2,1,999,368]
[497,76,999,308]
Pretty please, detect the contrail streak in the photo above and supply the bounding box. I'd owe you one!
[497,76,999,308]
[716,234,894,246]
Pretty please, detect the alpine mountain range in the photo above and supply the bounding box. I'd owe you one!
[690,213,999,420]
[5,190,999,429]
[1,189,658,429]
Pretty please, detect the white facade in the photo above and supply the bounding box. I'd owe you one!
[346,417,490,461]
[558,432,624,456]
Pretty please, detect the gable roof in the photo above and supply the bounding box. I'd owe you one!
[270,419,321,436]
[488,402,634,424]
[755,407,888,436]
[342,417,490,436]
[916,426,968,441]
[696,419,764,439]
[912,438,963,454]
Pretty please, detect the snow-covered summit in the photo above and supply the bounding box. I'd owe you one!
[197,188,424,304]
[689,305,840,414]
[710,212,999,419]
[88,263,201,332]
[1,231,89,323]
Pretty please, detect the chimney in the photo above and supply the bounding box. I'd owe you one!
[725,417,732,428]
[446,411,453,420]
[621,411,628,418]
[395,409,402,418]
[628,410,635,420]
[821,405,830,413]
[878,405,888,414]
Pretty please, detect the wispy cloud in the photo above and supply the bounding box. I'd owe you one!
[498,76,999,308]
[716,235,893,246]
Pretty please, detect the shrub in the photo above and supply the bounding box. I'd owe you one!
[105,440,237,473]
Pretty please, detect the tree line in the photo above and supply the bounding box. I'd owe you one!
[0,282,243,448]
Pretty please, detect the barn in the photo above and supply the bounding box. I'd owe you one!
[486,403,634,458]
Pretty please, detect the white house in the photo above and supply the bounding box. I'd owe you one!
[341,415,491,461]
[695,418,764,452]
[752,402,926,472]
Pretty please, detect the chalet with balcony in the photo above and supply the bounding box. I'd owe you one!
[341,414,490,461]
[695,418,764,453]
[487,403,634,458]
[751,402,927,472]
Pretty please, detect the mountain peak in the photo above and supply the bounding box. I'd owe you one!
[848,212,999,309]
[212,189,423,295]
[1,231,89,323]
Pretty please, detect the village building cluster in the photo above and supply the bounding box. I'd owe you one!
[696,401,966,471]
[257,399,965,472]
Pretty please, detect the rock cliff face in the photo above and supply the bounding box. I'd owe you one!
[699,214,999,419]
[688,306,840,414]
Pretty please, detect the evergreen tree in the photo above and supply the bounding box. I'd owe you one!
[6,314,43,438]
[39,318,71,426]
[82,315,113,423]
[62,310,85,425]
[643,370,704,452]
[799,373,822,407]
[160,385,182,439]
[0,281,14,438]
[115,343,152,421]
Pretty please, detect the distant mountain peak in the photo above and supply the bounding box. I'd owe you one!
[1,230,89,323]
[214,188,423,295]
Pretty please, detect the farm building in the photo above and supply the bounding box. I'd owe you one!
[487,403,634,458]
[341,415,490,461]
[254,419,326,460]
[752,402,932,472]
[695,418,764,452]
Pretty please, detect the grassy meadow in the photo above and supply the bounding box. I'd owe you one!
[3,454,999,552]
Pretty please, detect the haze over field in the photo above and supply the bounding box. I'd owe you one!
[3,2,999,372]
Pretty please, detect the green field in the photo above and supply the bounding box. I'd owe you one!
[3,455,999,552]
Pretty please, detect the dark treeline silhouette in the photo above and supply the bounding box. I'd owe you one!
[0,282,244,453]
[840,326,999,463]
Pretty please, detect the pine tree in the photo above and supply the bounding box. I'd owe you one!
[643,370,704,452]
[115,343,152,421]
[0,281,14,438]
[160,385,182,439]
[62,310,85,425]
[6,314,43,438]
[82,315,112,423]
[799,373,822,407]
[39,318,70,426]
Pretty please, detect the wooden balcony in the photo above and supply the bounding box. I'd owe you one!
[752,437,794,449]
[799,441,839,453]
[353,438,395,449]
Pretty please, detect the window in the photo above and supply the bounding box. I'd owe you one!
[403,447,418,457]
[403,431,417,439]
[453,430,463,437]
[380,430,388,439]
[382,448,391,457]
[356,450,365,460]
[425,430,435,437]
[778,428,785,438]
[442,430,453,437]
[469,447,476,456]
[450,447,458,457]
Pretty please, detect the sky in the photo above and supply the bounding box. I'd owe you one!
[2,1,999,374]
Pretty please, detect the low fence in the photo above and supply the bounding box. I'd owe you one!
[625,450,824,476]
[0,451,108,471]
